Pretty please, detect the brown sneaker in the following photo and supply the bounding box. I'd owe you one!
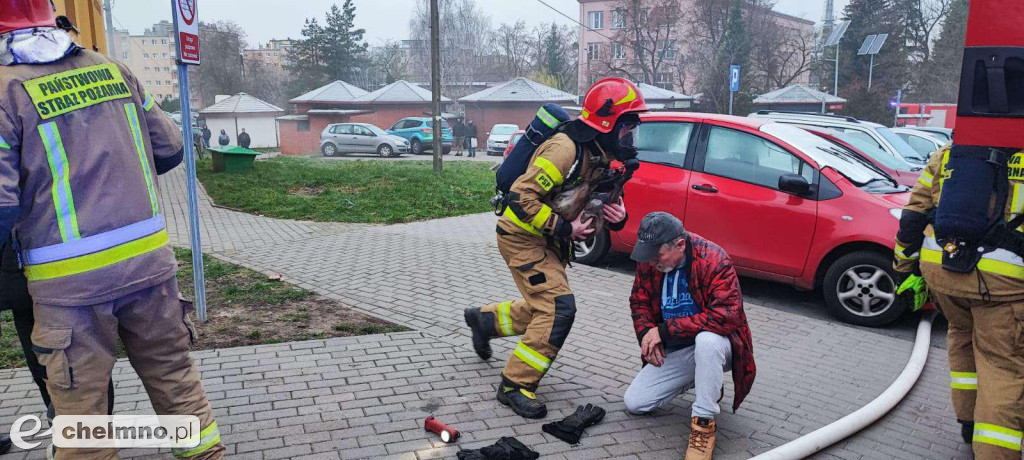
[684,416,716,460]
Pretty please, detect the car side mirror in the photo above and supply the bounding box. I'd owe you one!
[779,173,812,196]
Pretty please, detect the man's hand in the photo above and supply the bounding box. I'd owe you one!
[571,213,595,241]
[641,328,664,366]
[602,198,627,224]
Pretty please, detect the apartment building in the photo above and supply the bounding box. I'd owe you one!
[112,20,179,103]
[243,39,295,68]
[577,0,815,94]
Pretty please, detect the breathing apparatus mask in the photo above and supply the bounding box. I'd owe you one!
[596,113,641,162]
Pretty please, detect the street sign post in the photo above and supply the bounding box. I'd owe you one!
[171,0,208,322]
[729,65,740,115]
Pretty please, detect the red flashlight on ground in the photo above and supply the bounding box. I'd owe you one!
[425,416,460,443]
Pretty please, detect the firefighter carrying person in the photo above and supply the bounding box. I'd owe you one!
[894,2,1023,457]
[463,77,648,419]
[0,1,224,458]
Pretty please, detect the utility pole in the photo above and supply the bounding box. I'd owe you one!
[103,0,115,58]
[429,0,443,173]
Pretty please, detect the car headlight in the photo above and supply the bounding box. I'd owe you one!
[889,209,902,219]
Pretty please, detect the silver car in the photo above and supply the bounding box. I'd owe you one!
[320,123,410,157]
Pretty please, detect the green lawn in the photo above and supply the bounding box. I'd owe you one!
[196,157,496,223]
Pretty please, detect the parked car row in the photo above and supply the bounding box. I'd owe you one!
[574,111,925,327]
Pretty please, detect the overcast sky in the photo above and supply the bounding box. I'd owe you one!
[111,0,850,48]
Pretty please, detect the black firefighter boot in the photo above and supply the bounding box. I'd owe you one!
[959,420,974,444]
[464,307,494,360]
[497,377,548,419]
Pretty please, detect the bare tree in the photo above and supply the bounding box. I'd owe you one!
[493,21,532,79]
[746,0,814,90]
[367,40,410,87]
[900,0,953,62]
[529,22,578,93]
[601,0,683,88]
[409,0,492,97]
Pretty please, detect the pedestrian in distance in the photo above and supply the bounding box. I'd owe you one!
[452,117,466,156]
[237,128,251,149]
[1,2,225,458]
[624,212,756,460]
[202,124,211,149]
[218,129,229,147]
[465,119,478,158]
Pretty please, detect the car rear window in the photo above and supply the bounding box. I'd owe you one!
[634,122,694,167]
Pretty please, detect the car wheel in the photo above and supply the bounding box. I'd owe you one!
[443,147,451,155]
[321,143,337,157]
[572,229,610,265]
[823,251,907,327]
[411,139,423,155]
[378,144,393,158]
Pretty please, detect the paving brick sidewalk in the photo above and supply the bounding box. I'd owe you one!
[0,165,972,459]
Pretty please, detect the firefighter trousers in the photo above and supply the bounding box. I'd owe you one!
[31,278,224,460]
[932,292,1024,459]
[480,232,577,391]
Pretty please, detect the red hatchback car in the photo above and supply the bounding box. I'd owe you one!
[575,113,912,326]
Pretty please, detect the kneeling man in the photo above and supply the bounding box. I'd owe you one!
[624,212,756,460]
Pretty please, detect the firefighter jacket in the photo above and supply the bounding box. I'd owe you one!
[629,232,756,411]
[498,132,625,240]
[895,146,1024,300]
[0,50,183,307]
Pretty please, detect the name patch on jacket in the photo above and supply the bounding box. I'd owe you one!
[22,63,132,119]
[1009,152,1024,181]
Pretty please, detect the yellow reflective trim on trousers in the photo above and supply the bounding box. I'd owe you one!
[125,103,160,216]
[531,204,553,230]
[533,157,564,186]
[23,230,168,281]
[513,341,552,373]
[974,423,1023,451]
[894,243,919,260]
[503,207,542,236]
[921,247,1024,280]
[498,301,515,336]
[918,171,934,187]
[173,422,220,458]
[950,371,977,390]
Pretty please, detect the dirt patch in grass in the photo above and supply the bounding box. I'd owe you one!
[175,248,409,349]
[288,186,326,197]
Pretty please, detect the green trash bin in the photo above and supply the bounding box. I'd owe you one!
[209,146,261,173]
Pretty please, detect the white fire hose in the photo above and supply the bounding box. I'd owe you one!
[749,310,939,460]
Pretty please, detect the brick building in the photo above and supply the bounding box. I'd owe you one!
[277,80,450,155]
[459,78,578,135]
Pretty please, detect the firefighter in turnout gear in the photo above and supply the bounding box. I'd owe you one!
[0,1,224,458]
[464,78,648,418]
[894,2,1023,458]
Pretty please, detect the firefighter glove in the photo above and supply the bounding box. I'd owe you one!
[456,436,539,460]
[896,273,928,311]
[541,403,606,444]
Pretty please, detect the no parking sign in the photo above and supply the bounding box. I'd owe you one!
[173,0,200,65]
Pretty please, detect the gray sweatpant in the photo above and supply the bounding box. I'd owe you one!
[623,331,732,418]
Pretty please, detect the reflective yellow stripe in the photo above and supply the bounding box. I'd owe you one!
[497,301,515,336]
[533,157,564,186]
[173,422,220,458]
[23,230,168,281]
[0,134,9,149]
[143,91,156,111]
[513,341,552,372]
[922,238,1024,279]
[1011,183,1024,219]
[894,243,919,261]
[918,171,934,187]
[939,150,951,188]
[536,107,559,129]
[974,423,1023,451]
[125,103,160,216]
[531,205,553,230]
[503,207,542,237]
[950,371,977,390]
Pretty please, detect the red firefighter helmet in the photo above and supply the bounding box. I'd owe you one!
[0,0,56,35]
[953,0,1024,148]
[579,77,648,133]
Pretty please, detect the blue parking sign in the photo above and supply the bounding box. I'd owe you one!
[730,65,741,92]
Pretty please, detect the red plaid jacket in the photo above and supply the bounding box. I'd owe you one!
[629,233,756,411]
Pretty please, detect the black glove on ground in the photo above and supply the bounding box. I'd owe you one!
[542,403,606,444]
[456,436,539,460]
